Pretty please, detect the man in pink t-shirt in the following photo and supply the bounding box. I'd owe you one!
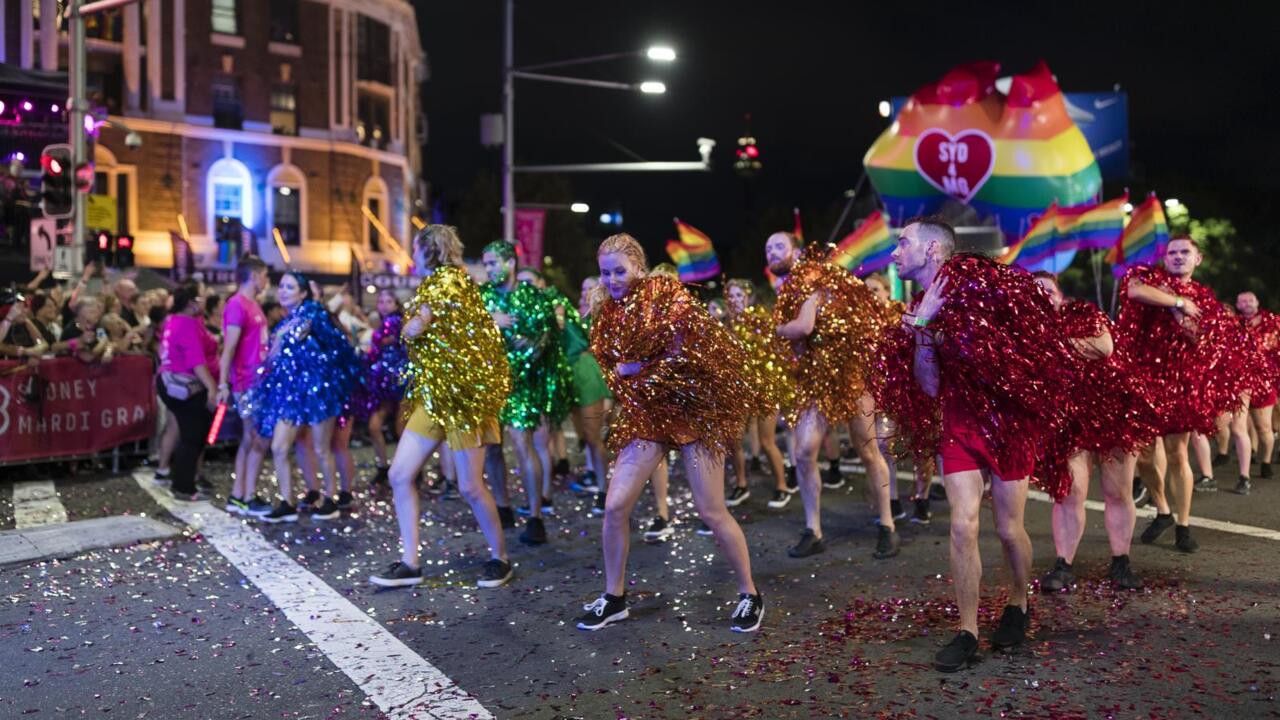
[217,255,272,516]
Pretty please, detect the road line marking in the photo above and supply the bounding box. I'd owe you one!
[132,471,493,720]
[13,480,68,528]
[843,463,1280,543]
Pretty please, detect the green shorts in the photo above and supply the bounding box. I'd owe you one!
[571,353,612,407]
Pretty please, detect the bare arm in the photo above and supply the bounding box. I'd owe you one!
[1071,328,1114,360]
[193,364,218,409]
[911,331,941,398]
[1128,279,1201,318]
[776,292,820,340]
[215,323,243,405]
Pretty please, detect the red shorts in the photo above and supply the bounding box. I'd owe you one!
[939,402,1033,479]
[1251,387,1277,410]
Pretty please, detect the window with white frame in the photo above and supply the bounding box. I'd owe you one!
[207,158,254,245]
[267,164,306,248]
[362,176,389,254]
[212,0,238,35]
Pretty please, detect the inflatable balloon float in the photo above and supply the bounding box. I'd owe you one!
[863,61,1102,246]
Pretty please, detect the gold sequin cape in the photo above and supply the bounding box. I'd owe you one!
[773,258,888,425]
[729,303,796,415]
[590,275,757,456]
[401,266,511,434]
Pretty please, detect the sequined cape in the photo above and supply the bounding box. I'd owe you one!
[773,257,888,425]
[401,266,510,433]
[350,313,409,420]
[246,299,360,436]
[729,303,795,415]
[480,281,574,428]
[1242,310,1280,400]
[590,275,757,455]
[1114,265,1257,435]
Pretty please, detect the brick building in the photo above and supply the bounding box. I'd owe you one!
[2,0,426,275]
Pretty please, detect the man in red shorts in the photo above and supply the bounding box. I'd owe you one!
[1236,291,1278,487]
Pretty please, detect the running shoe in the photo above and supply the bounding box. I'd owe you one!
[1233,476,1252,495]
[477,559,513,588]
[576,594,628,631]
[767,490,792,509]
[570,471,600,495]
[245,496,273,516]
[729,593,764,633]
[1193,475,1218,492]
[1139,513,1174,544]
[335,490,355,510]
[726,486,751,507]
[312,497,340,520]
[497,506,517,529]
[787,528,826,557]
[873,526,900,559]
[370,561,422,588]
[1040,557,1075,593]
[991,605,1030,651]
[934,631,979,672]
[226,496,249,515]
[1174,524,1199,553]
[911,498,932,525]
[519,517,548,545]
[643,516,674,543]
[1108,555,1143,590]
[695,521,714,536]
[890,498,906,520]
[261,501,299,524]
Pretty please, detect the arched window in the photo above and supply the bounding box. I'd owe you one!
[206,158,254,242]
[266,163,306,246]
[361,175,390,253]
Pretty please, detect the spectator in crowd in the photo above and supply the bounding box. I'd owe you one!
[156,281,220,501]
[57,295,109,361]
[112,278,142,327]
[204,293,225,340]
[261,299,287,330]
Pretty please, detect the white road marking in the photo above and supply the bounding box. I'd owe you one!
[133,470,493,720]
[13,480,68,528]
[844,462,1280,543]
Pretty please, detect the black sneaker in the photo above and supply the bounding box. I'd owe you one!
[1193,475,1218,492]
[726,486,751,507]
[785,466,799,494]
[1108,555,1143,590]
[749,456,762,473]
[335,490,355,510]
[934,631,979,672]
[370,561,423,588]
[1233,476,1252,495]
[372,465,390,488]
[788,528,826,558]
[1262,462,1274,479]
[822,462,846,490]
[226,496,249,515]
[301,489,322,510]
[1140,513,1174,544]
[928,482,947,501]
[541,497,555,515]
[695,521,714,536]
[553,458,572,477]
[245,496,273,515]
[519,516,548,545]
[730,593,764,633]
[570,471,600,495]
[873,526,900,559]
[477,558,513,588]
[591,492,605,517]
[1040,557,1075,593]
[152,467,172,485]
[576,594,629,630]
[990,605,1030,651]
[312,497,340,520]
[497,506,517,529]
[262,501,299,524]
[911,497,932,525]
[1174,524,1199,553]
[1132,477,1149,508]
[1212,452,1229,468]
[643,516,674,543]
[890,498,906,520]
[767,489,792,509]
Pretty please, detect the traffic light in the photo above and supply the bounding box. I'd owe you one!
[40,144,74,218]
[95,230,114,267]
[115,234,134,268]
[734,135,762,178]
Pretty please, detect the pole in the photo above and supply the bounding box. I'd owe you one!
[824,172,867,245]
[69,0,87,272]
[501,0,515,242]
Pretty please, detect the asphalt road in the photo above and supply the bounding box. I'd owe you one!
[2,441,1278,719]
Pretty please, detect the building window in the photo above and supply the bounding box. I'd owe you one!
[212,0,238,35]
[207,158,254,244]
[85,9,124,42]
[269,0,299,44]
[356,16,391,85]
[270,85,297,135]
[357,92,390,150]
[362,176,390,253]
[267,164,306,249]
[211,76,242,130]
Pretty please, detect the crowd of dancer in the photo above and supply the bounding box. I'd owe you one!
[4,215,1272,671]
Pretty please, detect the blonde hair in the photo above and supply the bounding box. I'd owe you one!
[650,263,678,278]
[726,278,755,302]
[414,224,465,269]
[589,233,649,317]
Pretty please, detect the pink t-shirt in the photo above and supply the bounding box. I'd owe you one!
[223,293,268,392]
[160,314,219,379]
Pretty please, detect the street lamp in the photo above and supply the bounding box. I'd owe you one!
[570,202,590,213]
[502,0,673,241]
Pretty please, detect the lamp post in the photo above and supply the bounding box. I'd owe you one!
[501,0,674,241]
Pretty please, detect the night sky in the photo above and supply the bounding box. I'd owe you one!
[415,0,1279,271]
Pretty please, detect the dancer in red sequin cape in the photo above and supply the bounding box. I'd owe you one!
[1235,291,1279,482]
[1116,239,1258,553]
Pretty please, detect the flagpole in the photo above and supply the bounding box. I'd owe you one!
[825,172,867,245]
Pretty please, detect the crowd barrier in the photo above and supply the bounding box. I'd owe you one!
[0,355,158,466]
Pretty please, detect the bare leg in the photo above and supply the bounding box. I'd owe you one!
[943,470,986,635]
[990,474,1032,613]
[532,421,554,498]
[732,424,748,490]
[295,428,318,493]
[1231,396,1251,477]
[1252,405,1275,464]
[1214,412,1230,455]
[1099,449,1138,557]
[388,429,443,568]
[453,446,508,561]
[602,441,665,596]
[877,417,899,502]
[158,414,179,472]
[1190,433,1213,479]
[270,421,301,502]
[1052,450,1091,563]
[757,414,786,492]
[508,427,543,517]
[747,416,761,459]
[331,419,355,492]
[310,417,338,497]
[484,443,510,507]
[1138,439,1170,515]
[684,442,757,595]
[794,408,828,538]
[1165,432,1194,526]
[650,457,670,520]
[851,393,894,531]
[580,400,607,483]
[368,405,390,468]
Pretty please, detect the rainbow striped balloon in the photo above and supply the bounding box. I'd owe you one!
[864,61,1102,242]
[1106,194,1169,276]
[665,218,720,282]
[831,211,894,275]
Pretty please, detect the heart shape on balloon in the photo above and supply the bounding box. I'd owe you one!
[913,129,996,203]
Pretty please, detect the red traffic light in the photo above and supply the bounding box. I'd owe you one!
[41,153,65,175]
[116,235,132,249]
[97,232,110,251]
[745,145,759,158]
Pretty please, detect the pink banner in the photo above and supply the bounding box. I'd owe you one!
[514,209,546,269]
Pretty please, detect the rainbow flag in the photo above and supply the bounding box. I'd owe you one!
[665,218,720,282]
[999,203,1062,269]
[1058,194,1127,251]
[864,61,1101,243]
[1106,194,1168,276]
[831,211,894,275]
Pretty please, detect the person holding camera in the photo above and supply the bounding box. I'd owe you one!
[156,282,220,502]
